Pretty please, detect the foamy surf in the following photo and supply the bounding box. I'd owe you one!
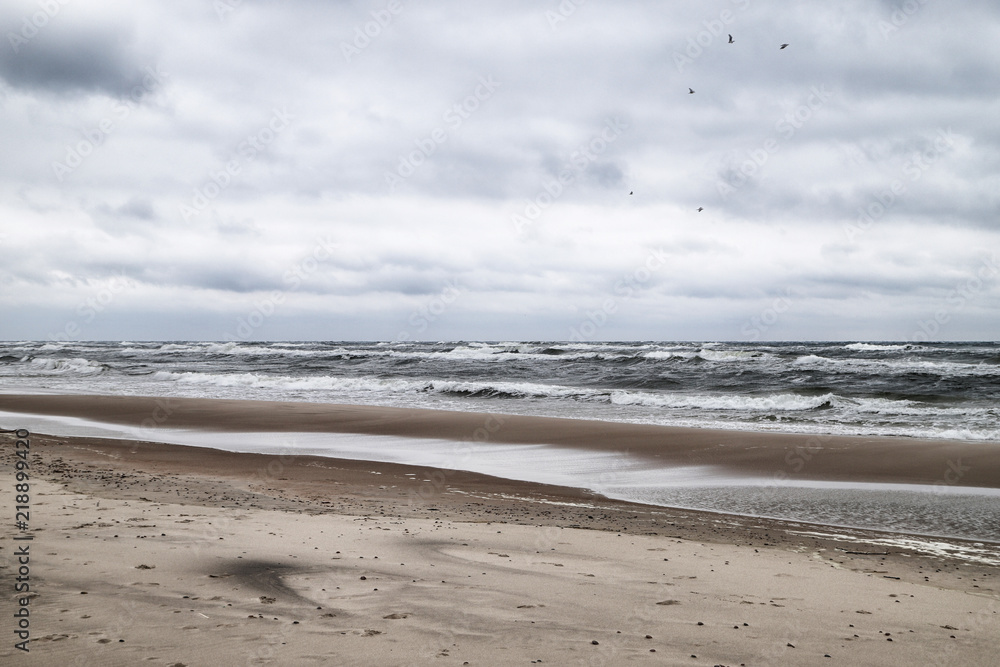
[2,340,998,441]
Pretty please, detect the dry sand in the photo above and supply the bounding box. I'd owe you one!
[0,396,998,666]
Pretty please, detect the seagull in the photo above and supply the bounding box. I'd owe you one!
[728,34,734,44]
[688,87,695,94]
[629,191,633,195]
[697,207,704,212]
[780,43,789,49]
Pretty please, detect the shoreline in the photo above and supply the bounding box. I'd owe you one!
[2,393,999,489]
[28,431,1000,556]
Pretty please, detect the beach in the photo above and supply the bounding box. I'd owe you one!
[1,395,998,665]
[4,393,1000,487]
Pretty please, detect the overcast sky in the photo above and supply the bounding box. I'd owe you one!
[1,0,997,342]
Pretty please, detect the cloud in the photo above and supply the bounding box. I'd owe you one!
[0,1,997,341]
[0,3,153,97]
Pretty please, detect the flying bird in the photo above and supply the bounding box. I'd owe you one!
[629,191,633,195]
[780,43,789,49]
[688,87,695,94]
[728,34,734,44]
[697,207,704,212]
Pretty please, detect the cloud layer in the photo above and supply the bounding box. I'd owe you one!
[1,0,997,341]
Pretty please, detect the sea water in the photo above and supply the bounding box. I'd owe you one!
[2,340,998,440]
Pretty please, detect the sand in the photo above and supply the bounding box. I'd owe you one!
[0,395,998,666]
[2,393,1000,488]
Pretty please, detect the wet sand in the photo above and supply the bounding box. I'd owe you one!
[2,393,1000,488]
[0,395,998,665]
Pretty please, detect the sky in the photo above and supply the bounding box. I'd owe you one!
[0,0,998,342]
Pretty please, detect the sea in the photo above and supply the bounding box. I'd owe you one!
[2,340,999,551]
[2,340,998,441]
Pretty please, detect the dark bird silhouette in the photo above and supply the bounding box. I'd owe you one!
[688,88,695,94]
[697,207,704,212]
[780,43,789,49]
[728,34,734,44]
[629,191,633,195]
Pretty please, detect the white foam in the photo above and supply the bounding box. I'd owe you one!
[150,370,418,393]
[795,353,1000,377]
[643,350,697,360]
[845,342,919,351]
[27,357,105,375]
[610,390,836,412]
[696,348,771,362]
[787,530,1000,566]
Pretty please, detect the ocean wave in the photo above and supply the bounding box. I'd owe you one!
[610,390,837,412]
[151,370,418,393]
[838,397,1000,418]
[139,367,998,422]
[157,343,203,353]
[695,349,770,362]
[642,348,772,363]
[426,379,596,400]
[921,427,1000,441]
[149,370,603,401]
[380,347,627,363]
[126,340,713,364]
[27,357,106,375]
[123,342,343,358]
[642,350,697,361]
[205,342,301,356]
[844,342,920,352]
[793,354,1000,377]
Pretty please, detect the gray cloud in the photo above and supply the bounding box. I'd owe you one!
[0,6,151,97]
